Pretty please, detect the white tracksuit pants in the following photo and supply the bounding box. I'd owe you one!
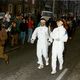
[37,40,49,65]
[51,41,64,71]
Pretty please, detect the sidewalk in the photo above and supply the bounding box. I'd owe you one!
[5,42,30,53]
[5,46,21,53]
[5,44,23,53]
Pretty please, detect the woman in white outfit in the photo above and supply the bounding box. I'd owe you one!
[49,20,68,74]
[31,18,49,69]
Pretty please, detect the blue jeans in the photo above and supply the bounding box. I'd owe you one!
[28,28,33,42]
[20,32,26,44]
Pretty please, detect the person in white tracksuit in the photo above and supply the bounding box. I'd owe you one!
[49,20,68,74]
[31,18,49,69]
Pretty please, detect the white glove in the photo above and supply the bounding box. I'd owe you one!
[31,39,34,44]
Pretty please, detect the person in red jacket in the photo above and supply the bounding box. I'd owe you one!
[27,17,34,43]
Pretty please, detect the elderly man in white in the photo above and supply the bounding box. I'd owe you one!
[49,20,68,74]
[31,18,49,69]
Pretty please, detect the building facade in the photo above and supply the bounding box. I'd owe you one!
[0,0,35,15]
[0,0,80,18]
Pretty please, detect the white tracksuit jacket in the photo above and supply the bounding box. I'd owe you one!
[31,26,49,65]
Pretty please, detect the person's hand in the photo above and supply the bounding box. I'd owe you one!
[31,39,34,44]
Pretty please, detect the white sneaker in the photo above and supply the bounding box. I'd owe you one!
[38,65,44,69]
[59,65,63,70]
[51,70,56,74]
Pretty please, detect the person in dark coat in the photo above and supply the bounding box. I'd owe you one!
[0,25,9,64]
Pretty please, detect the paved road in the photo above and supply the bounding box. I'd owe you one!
[65,27,80,80]
[0,27,80,80]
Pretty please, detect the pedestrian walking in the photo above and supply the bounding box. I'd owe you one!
[19,19,26,45]
[31,18,49,69]
[49,19,68,74]
[10,21,19,47]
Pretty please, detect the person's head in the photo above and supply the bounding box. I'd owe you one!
[28,17,32,21]
[16,14,20,19]
[25,19,28,23]
[22,19,25,23]
[6,11,9,15]
[40,18,46,26]
[12,21,16,27]
[56,19,63,27]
